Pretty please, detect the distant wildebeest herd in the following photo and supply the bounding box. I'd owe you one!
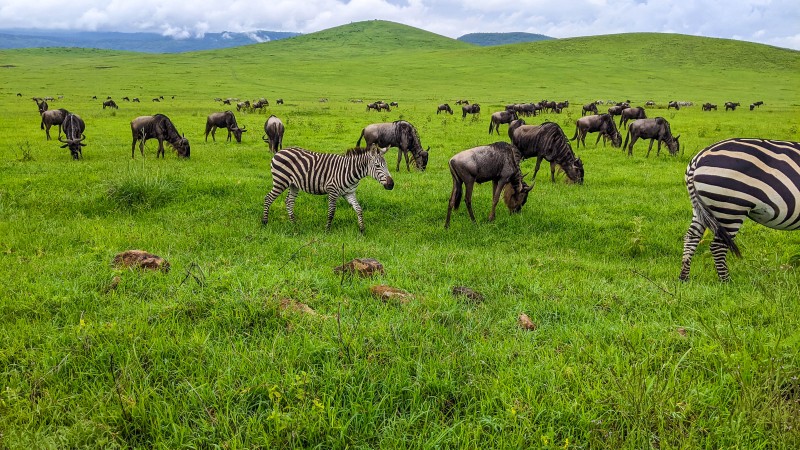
[23,94,797,281]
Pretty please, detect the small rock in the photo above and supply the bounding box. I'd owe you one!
[112,250,170,272]
[334,258,385,277]
[518,313,537,331]
[676,327,687,337]
[370,285,412,304]
[452,286,484,303]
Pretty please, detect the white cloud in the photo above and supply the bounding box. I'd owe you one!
[0,0,797,49]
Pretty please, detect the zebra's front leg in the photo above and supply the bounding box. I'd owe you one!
[325,191,340,232]
[262,185,287,225]
[284,186,299,223]
[679,218,705,281]
[343,192,365,234]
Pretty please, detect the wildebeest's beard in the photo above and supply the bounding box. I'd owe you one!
[413,149,429,170]
[503,180,533,213]
[172,138,190,157]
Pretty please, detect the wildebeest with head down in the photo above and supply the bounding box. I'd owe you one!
[488,110,518,134]
[623,117,680,157]
[445,142,533,228]
[607,105,626,117]
[40,108,69,140]
[58,113,86,160]
[702,103,717,111]
[205,111,246,143]
[262,115,285,153]
[437,104,453,115]
[462,103,480,119]
[102,99,118,109]
[130,114,190,158]
[508,120,584,184]
[619,106,647,128]
[356,120,429,171]
[582,102,598,116]
[725,102,741,111]
[667,101,680,110]
[570,114,622,148]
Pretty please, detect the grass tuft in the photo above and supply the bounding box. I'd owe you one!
[104,166,183,210]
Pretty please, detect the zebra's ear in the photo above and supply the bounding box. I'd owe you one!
[378,146,389,155]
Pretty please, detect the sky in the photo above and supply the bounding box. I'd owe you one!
[1,0,798,50]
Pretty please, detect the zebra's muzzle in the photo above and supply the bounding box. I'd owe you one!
[383,177,395,190]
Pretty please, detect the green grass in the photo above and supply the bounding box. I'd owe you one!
[1,20,799,448]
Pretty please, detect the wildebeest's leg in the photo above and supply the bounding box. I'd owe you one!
[157,139,166,158]
[679,214,705,281]
[531,157,545,183]
[326,191,340,232]
[488,180,506,221]
[403,149,412,172]
[396,148,403,171]
[549,162,558,182]
[131,137,137,158]
[464,181,477,223]
[261,184,287,225]
[627,135,639,156]
[343,192,365,234]
[594,132,602,147]
[646,139,656,157]
[45,124,51,140]
[284,186,299,222]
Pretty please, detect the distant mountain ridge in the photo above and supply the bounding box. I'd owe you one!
[457,32,555,46]
[0,29,301,53]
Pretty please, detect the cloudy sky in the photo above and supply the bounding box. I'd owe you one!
[1,0,798,50]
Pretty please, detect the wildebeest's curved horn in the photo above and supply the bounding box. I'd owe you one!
[58,135,68,143]
[240,125,247,131]
[262,134,269,142]
[78,134,86,142]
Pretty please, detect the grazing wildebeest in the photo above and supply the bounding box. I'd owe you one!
[262,115,285,153]
[582,102,598,116]
[261,145,394,234]
[58,113,86,160]
[516,103,540,117]
[205,111,246,143]
[488,110,518,135]
[667,101,680,110]
[725,102,741,111]
[508,120,584,184]
[455,99,469,105]
[152,98,160,102]
[570,114,622,148]
[607,105,626,117]
[753,101,764,108]
[619,106,647,128]
[40,108,69,140]
[702,103,717,111]
[123,97,130,102]
[623,117,680,157]
[356,120,429,171]
[437,104,453,115]
[444,142,533,228]
[237,100,251,112]
[251,99,268,112]
[132,98,140,103]
[462,103,480,119]
[130,114,190,158]
[366,102,389,112]
[645,101,656,106]
[389,101,398,107]
[222,99,232,105]
[102,99,118,109]
[276,98,284,105]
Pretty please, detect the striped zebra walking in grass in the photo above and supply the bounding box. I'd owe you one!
[680,138,800,281]
[262,145,394,234]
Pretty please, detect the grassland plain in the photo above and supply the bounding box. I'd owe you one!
[1,20,799,448]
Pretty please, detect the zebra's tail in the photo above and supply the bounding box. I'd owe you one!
[356,129,365,147]
[686,169,742,258]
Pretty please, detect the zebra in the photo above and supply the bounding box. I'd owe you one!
[261,145,395,234]
[680,138,800,281]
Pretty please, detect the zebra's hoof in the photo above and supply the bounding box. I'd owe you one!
[261,218,268,225]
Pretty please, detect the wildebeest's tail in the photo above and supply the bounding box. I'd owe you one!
[488,120,494,135]
[356,129,365,147]
[40,119,44,130]
[569,125,578,141]
[622,128,631,150]
[448,159,463,210]
[685,164,741,257]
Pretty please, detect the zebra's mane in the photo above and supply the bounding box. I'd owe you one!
[344,146,375,157]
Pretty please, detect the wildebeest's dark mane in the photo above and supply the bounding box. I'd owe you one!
[393,120,421,149]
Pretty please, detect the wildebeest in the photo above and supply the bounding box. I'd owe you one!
[356,120,429,171]
[622,117,680,157]
[152,98,160,102]
[205,111,246,143]
[444,142,533,228]
[366,101,390,112]
[102,99,118,109]
[132,98,140,103]
[462,103,480,119]
[667,101,680,110]
[58,113,86,160]
[35,98,48,114]
[645,101,656,106]
[582,102,598,116]
[237,100,251,112]
[130,114,190,158]
[702,103,717,111]
[725,102,741,111]
[263,115,285,153]
[508,120,584,184]
[570,114,622,148]
[488,110,518,134]
[753,101,764,108]
[619,106,647,128]
[389,101,398,107]
[437,104,453,115]
[455,99,469,105]
[276,98,284,105]
[40,108,69,140]
[607,105,626,116]
[122,96,130,102]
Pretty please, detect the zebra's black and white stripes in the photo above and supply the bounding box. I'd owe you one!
[680,138,800,281]
[262,145,394,234]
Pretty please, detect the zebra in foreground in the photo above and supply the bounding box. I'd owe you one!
[680,138,800,281]
[262,145,395,234]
